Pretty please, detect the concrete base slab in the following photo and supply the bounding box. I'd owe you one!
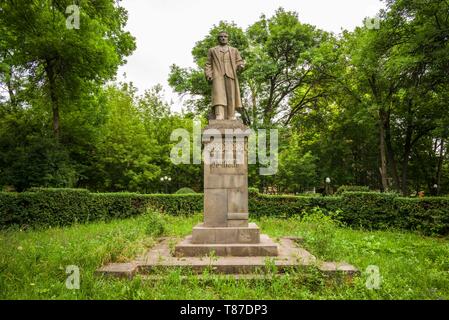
[96,237,359,279]
[142,237,309,274]
[95,262,137,279]
[191,222,260,244]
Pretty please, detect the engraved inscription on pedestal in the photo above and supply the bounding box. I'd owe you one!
[203,121,250,228]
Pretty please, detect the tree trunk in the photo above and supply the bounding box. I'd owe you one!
[370,77,389,192]
[252,88,257,128]
[382,109,400,191]
[379,113,389,192]
[264,77,276,126]
[435,139,445,195]
[401,123,413,196]
[6,66,17,108]
[45,59,60,139]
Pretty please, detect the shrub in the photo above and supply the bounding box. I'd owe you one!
[26,187,90,193]
[338,192,399,229]
[174,187,196,194]
[248,187,259,196]
[299,207,341,259]
[339,192,449,235]
[249,193,342,218]
[335,185,370,195]
[145,210,166,237]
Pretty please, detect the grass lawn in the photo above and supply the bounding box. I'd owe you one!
[1,211,448,300]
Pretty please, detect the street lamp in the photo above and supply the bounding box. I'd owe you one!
[433,184,438,196]
[160,176,171,193]
[325,177,331,196]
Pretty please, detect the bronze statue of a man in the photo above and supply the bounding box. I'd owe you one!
[205,32,245,120]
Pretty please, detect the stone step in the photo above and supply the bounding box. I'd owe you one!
[175,234,278,257]
[191,222,260,244]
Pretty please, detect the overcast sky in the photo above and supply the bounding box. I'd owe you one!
[117,0,385,112]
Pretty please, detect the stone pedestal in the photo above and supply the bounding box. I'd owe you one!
[192,223,260,244]
[174,119,278,257]
[203,120,249,227]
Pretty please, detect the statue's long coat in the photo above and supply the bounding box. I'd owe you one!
[205,46,244,109]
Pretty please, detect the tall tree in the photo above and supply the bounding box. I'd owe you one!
[1,0,136,138]
[245,8,333,126]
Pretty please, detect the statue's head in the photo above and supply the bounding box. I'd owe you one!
[217,32,229,45]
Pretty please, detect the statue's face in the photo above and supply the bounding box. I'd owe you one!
[218,33,229,45]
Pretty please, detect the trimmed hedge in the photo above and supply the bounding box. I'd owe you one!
[250,192,449,235]
[1,190,448,235]
[339,192,449,235]
[0,189,202,228]
[249,194,342,218]
[335,185,370,195]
